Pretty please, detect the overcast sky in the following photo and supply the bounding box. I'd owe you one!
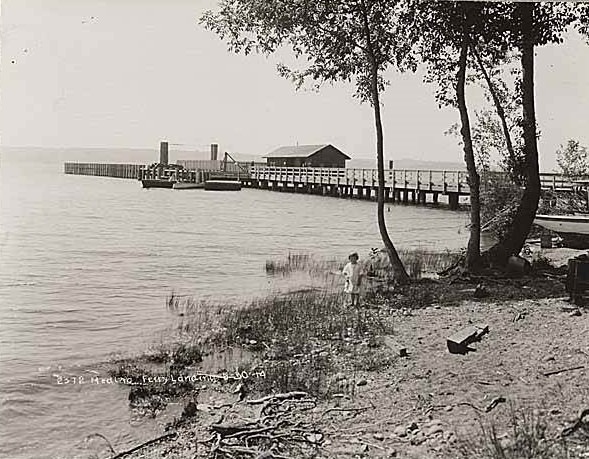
[1,0,588,170]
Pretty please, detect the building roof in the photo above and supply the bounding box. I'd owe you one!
[263,144,350,159]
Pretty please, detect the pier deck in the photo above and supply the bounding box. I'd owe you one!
[244,166,469,208]
[63,162,586,210]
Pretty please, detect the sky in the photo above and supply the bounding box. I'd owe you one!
[1,0,588,170]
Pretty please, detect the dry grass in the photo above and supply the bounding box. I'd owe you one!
[265,252,341,276]
[365,248,462,280]
[144,285,395,401]
[264,248,463,282]
[458,405,582,459]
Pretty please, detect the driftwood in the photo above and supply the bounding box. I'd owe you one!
[110,432,177,459]
[246,391,308,405]
[484,396,506,413]
[211,421,260,436]
[543,365,585,377]
[561,408,589,437]
[447,324,489,354]
[205,392,321,458]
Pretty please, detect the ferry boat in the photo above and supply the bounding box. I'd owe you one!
[204,180,242,191]
[141,179,175,189]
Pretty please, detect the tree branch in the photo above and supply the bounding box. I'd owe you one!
[470,42,518,181]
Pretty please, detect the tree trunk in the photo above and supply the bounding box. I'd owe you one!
[456,33,481,271]
[360,0,410,283]
[485,3,540,265]
[370,68,410,283]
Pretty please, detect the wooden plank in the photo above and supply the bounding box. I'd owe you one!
[447,324,489,354]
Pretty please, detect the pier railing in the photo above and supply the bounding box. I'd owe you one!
[538,173,589,191]
[249,167,587,193]
[64,161,586,194]
[248,166,471,194]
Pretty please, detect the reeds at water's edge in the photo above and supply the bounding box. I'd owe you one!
[264,248,462,279]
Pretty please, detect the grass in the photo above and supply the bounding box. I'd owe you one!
[265,252,340,276]
[111,283,396,419]
[397,248,463,279]
[251,353,335,398]
[116,248,513,422]
[457,405,582,459]
[264,248,463,282]
[220,288,391,352]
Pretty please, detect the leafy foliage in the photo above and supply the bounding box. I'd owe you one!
[556,139,589,178]
[578,3,589,43]
[200,0,417,104]
[480,171,523,240]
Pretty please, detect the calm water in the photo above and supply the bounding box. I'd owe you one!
[0,151,470,458]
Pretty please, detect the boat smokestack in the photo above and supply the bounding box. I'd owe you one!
[160,141,169,165]
[210,143,218,161]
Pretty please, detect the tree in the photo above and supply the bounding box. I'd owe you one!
[470,46,526,185]
[456,8,481,271]
[556,139,589,178]
[201,0,412,282]
[417,2,579,268]
[415,2,509,271]
[484,3,578,265]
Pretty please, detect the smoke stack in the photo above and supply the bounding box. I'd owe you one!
[160,141,169,165]
[210,143,219,161]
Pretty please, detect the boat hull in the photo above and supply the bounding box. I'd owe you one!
[142,179,175,189]
[173,182,204,190]
[534,214,589,249]
[204,180,242,191]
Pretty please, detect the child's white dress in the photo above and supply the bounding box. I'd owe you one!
[342,262,362,294]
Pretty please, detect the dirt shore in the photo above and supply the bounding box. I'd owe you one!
[112,289,588,459]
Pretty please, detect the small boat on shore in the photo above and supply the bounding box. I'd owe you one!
[142,179,175,189]
[534,214,589,249]
[204,180,242,191]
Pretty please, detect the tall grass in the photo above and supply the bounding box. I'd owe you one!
[265,252,340,276]
[458,406,579,459]
[367,248,462,280]
[264,249,462,281]
[168,286,390,354]
[222,288,389,350]
[161,285,394,398]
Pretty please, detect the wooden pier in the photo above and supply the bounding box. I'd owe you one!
[242,167,587,209]
[63,161,585,210]
[243,166,470,209]
[64,162,143,179]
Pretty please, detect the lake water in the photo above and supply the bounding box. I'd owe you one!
[0,151,470,458]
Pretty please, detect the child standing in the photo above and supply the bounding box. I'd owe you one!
[342,252,363,307]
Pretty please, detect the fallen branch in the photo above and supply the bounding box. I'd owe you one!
[247,392,308,405]
[211,422,259,436]
[110,432,177,459]
[224,425,279,440]
[543,365,585,377]
[561,408,589,437]
[485,396,506,413]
